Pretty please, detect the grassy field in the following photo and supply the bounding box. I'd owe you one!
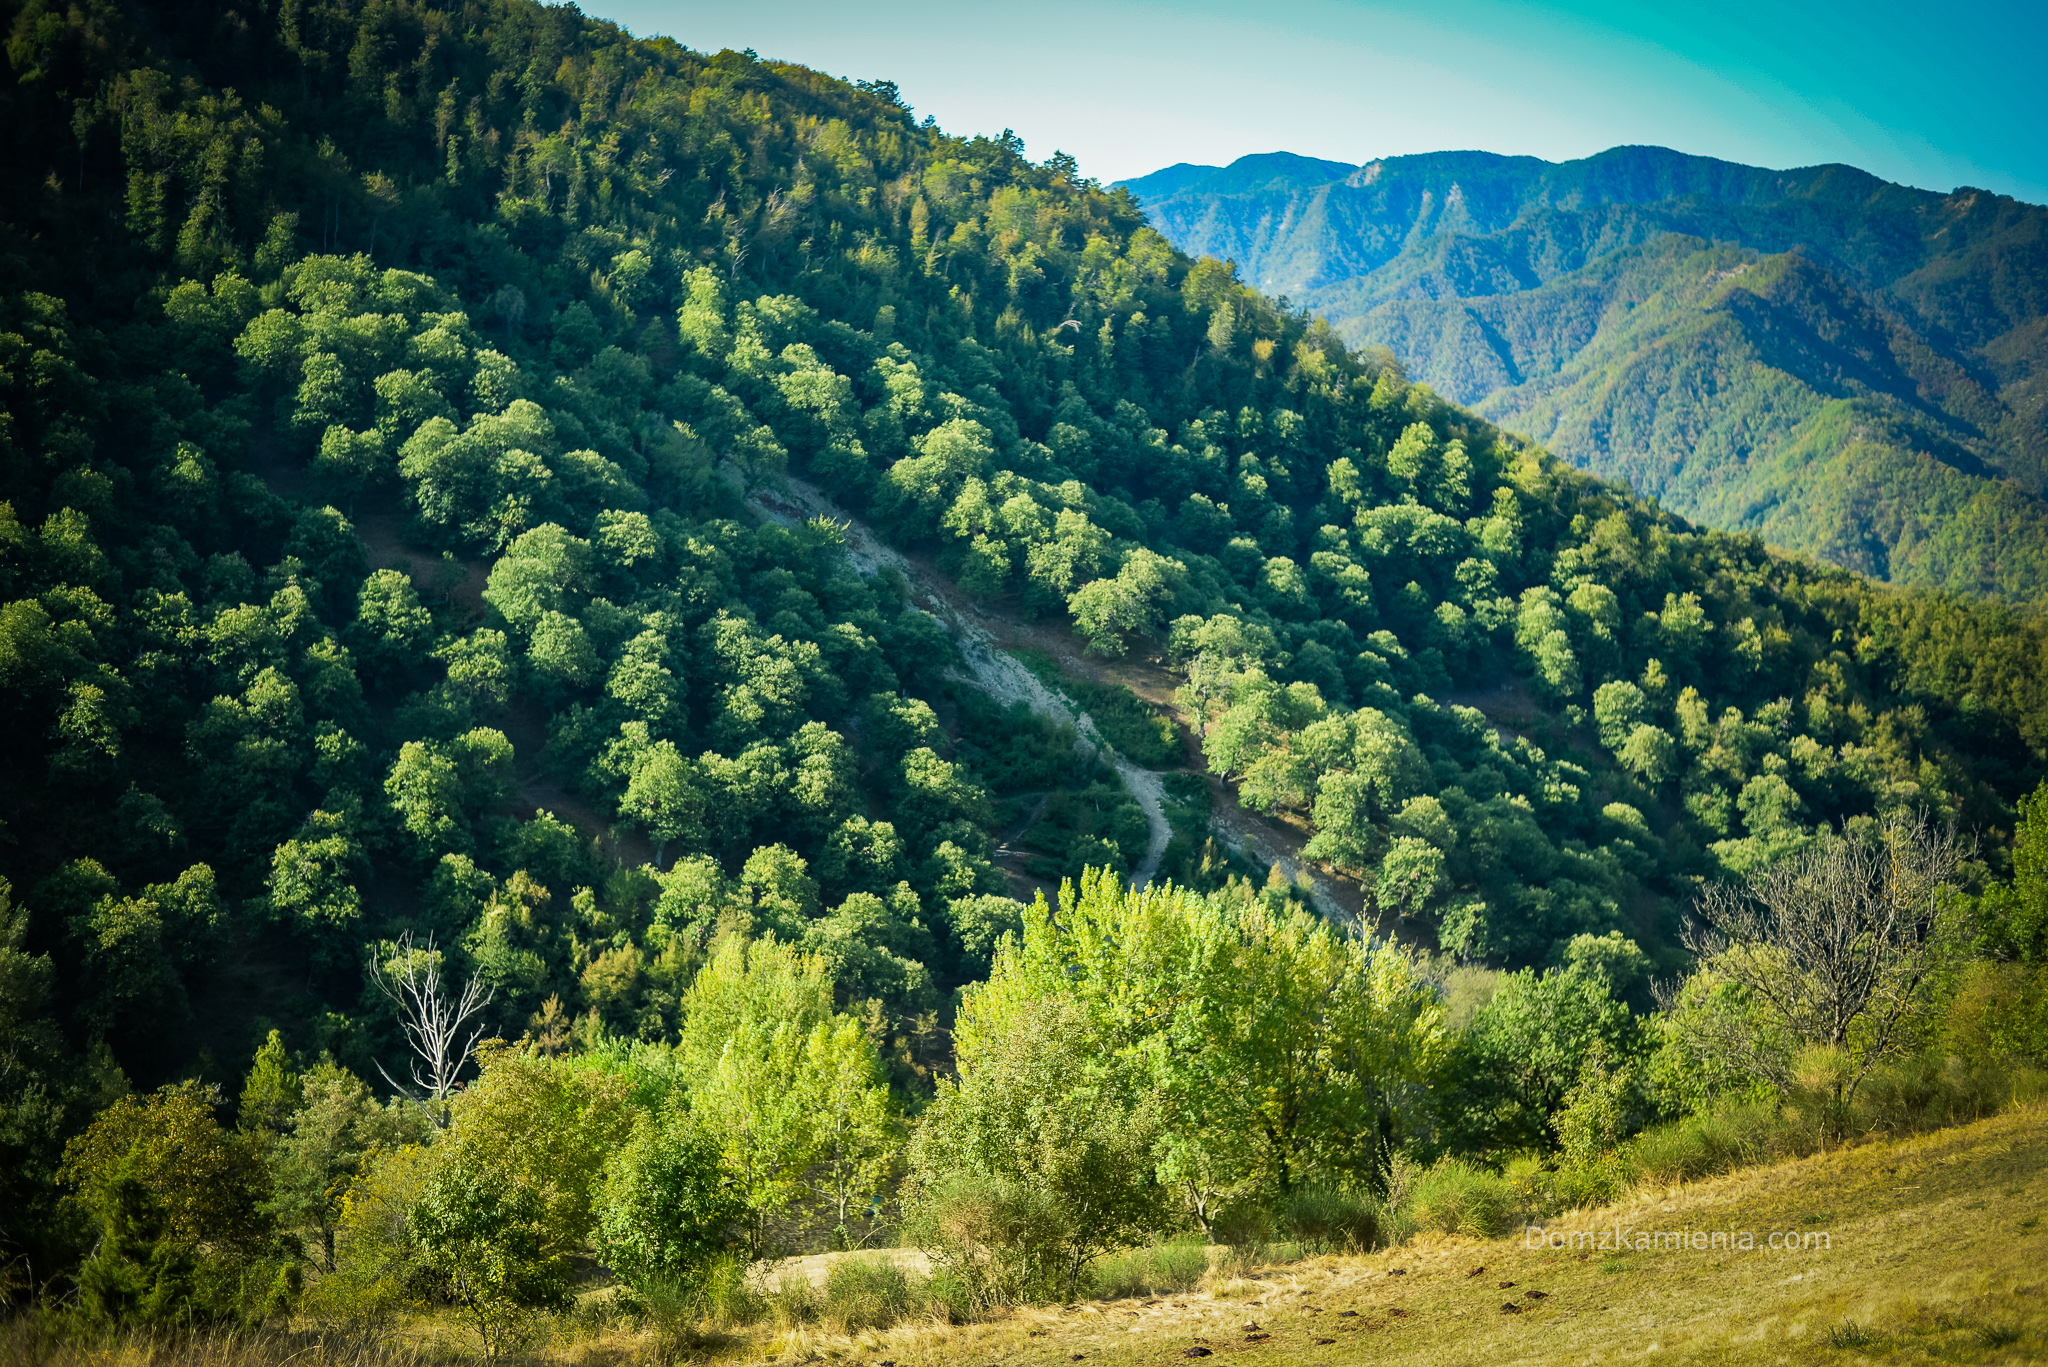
[695,1107,2048,1367]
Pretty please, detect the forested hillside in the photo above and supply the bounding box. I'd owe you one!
[2,0,2047,1345]
[1125,147,2048,598]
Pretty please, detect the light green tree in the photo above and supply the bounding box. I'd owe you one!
[905,991,1165,1304]
[593,1103,743,1289]
[678,936,830,1255]
[797,1016,900,1245]
[1066,548,1185,656]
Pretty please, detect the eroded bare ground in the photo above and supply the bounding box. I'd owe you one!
[498,699,656,872]
[353,509,492,621]
[989,790,1060,906]
[270,440,1364,899]
[748,476,1367,909]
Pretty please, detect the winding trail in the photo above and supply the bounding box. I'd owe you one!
[748,476,1175,889]
[1206,796,1354,927]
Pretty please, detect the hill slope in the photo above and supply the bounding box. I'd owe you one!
[735,1105,2048,1366]
[4,0,2048,1293]
[1123,147,2048,598]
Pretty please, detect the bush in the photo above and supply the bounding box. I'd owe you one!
[765,1272,818,1330]
[1206,1201,1275,1278]
[1851,1052,2030,1136]
[1209,1199,1273,1251]
[1627,1101,1788,1185]
[1067,677,1182,767]
[1273,1187,1386,1253]
[1088,1239,1209,1299]
[1402,1160,1523,1237]
[630,1276,705,1360]
[699,1254,762,1329]
[820,1256,918,1333]
[920,1264,977,1324]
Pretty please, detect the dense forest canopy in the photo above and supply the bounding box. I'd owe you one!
[2,0,2047,1337]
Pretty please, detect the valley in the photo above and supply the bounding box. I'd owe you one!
[1125,147,2048,598]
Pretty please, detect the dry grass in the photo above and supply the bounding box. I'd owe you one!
[659,1105,2048,1367]
[0,1318,453,1367]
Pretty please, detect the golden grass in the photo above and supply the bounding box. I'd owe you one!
[618,1105,2048,1367]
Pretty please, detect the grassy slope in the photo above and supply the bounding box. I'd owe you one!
[695,1108,2048,1367]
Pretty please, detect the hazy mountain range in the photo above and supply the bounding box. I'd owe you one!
[1122,146,2048,598]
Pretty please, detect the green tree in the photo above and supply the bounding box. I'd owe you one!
[238,1030,302,1137]
[410,1153,569,1360]
[1436,955,1642,1156]
[906,993,1164,1304]
[60,1084,271,1264]
[963,871,1441,1230]
[1067,548,1184,655]
[798,1015,900,1245]
[1979,780,2048,964]
[593,1103,743,1289]
[266,808,367,935]
[349,569,434,690]
[617,740,706,865]
[1375,836,1445,920]
[313,425,387,500]
[385,741,468,856]
[266,1061,429,1270]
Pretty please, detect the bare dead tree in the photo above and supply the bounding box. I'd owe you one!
[367,933,493,1127]
[1686,811,1969,1114]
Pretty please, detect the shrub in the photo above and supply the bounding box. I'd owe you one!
[1273,1187,1386,1253]
[1628,1101,1788,1185]
[1209,1199,1273,1251]
[630,1276,705,1360]
[1851,1051,2025,1136]
[904,996,1169,1307]
[1067,677,1182,767]
[920,1264,977,1324]
[1088,1238,1209,1299]
[821,1256,918,1333]
[700,1253,762,1329]
[765,1271,819,1329]
[1402,1160,1523,1237]
[593,1107,743,1292]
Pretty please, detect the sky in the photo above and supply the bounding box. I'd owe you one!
[582,0,2048,205]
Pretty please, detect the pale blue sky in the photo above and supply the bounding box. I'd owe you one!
[585,0,2047,204]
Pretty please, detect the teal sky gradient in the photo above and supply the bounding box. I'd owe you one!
[582,0,2047,205]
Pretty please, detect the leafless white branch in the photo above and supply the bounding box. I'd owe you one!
[367,932,493,1127]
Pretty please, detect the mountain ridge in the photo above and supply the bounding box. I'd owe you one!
[1121,145,2048,597]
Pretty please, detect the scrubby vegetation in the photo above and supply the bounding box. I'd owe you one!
[2,0,2047,1359]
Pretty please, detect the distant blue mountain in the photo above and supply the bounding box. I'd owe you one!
[1118,146,2048,598]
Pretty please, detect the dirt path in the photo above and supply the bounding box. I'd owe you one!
[1207,790,1362,927]
[750,477,1178,888]
[743,475,1384,915]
